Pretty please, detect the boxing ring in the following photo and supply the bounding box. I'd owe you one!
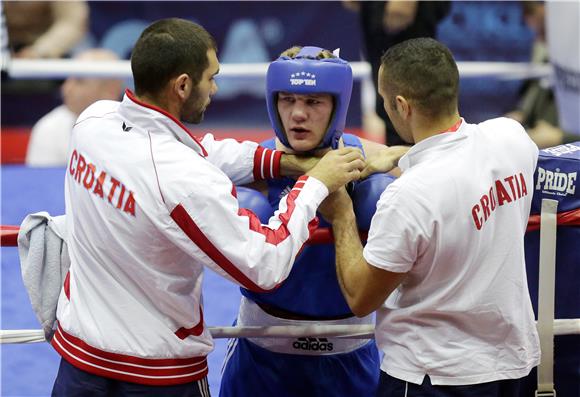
[1,59,579,396]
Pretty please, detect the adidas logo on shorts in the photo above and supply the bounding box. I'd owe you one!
[292,337,334,352]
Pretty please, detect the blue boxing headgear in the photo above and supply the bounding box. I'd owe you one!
[266,46,353,150]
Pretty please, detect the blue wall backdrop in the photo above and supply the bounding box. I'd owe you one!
[2,1,534,129]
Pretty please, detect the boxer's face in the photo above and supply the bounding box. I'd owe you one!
[277,92,333,152]
[182,49,219,124]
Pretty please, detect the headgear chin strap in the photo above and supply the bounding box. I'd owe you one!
[266,46,353,150]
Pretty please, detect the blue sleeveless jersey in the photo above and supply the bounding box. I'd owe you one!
[240,134,396,318]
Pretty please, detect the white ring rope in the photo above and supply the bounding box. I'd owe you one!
[5,59,552,80]
[2,319,579,345]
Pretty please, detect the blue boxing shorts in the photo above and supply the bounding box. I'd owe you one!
[219,298,380,397]
[220,338,379,397]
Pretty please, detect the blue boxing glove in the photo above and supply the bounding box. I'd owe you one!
[236,186,274,223]
[351,173,396,230]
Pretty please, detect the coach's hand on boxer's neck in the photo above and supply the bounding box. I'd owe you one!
[360,145,409,179]
[279,139,362,177]
[307,147,364,193]
[279,153,320,176]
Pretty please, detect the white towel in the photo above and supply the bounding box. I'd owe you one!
[17,212,69,342]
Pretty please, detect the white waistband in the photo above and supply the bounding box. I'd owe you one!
[237,296,373,355]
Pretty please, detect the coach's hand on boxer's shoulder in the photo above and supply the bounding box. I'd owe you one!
[318,186,354,224]
[361,145,409,179]
[307,147,364,193]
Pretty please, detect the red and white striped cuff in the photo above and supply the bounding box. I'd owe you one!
[253,146,282,180]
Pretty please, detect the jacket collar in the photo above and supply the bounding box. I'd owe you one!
[119,89,207,157]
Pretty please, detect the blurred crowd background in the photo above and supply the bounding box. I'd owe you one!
[2,1,544,164]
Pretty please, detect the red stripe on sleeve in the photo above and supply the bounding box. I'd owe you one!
[238,208,290,244]
[171,204,275,292]
[263,149,272,179]
[235,175,317,244]
[170,176,317,292]
[253,146,266,181]
[272,150,282,178]
[253,147,282,180]
[238,176,318,246]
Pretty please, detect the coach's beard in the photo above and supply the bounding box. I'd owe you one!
[188,109,205,125]
[181,90,207,125]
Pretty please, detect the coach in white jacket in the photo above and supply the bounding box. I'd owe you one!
[51,18,364,396]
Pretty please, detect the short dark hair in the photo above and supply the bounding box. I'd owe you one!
[131,18,217,97]
[280,46,335,60]
[380,38,459,118]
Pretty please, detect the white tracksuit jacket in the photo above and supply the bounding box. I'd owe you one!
[52,90,328,385]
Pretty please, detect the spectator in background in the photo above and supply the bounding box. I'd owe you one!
[3,1,88,59]
[505,1,578,149]
[344,0,450,145]
[505,1,554,130]
[26,49,123,166]
[532,0,580,147]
